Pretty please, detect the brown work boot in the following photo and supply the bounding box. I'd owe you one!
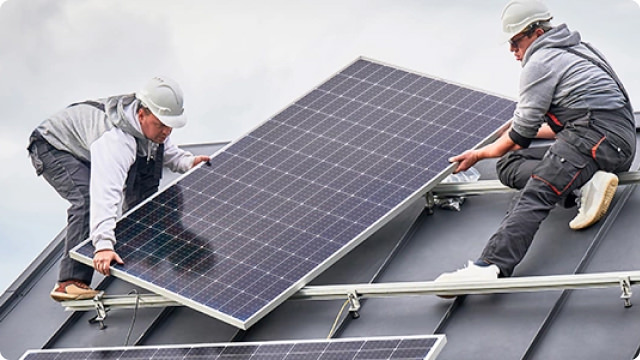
[50,280,100,302]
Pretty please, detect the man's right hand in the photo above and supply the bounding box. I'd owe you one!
[449,149,480,174]
[93,249,124,276]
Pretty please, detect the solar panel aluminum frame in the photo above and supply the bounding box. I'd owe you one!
[19,334,447,360]
[71,56,512,329]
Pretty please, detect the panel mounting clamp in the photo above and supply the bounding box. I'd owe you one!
[347,291,361,319]
[619,276,632,308]
[87,291,108,330]
[424,192,436,215]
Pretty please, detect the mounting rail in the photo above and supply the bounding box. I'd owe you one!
[431,170,640,197]
[295,271,638,307]
[63,270,640,318]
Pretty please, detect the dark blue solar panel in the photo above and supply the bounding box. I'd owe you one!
[71,58,514,329]
[20,335,445,360]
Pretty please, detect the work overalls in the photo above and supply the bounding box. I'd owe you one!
[480,44,636,277]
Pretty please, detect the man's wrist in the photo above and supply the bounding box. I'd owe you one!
[93,239,115,254]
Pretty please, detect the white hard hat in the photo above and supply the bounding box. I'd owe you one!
[501,0,552,40]
[136,76,187,128]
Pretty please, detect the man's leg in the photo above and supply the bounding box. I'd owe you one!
[28,137,95,291]
[482,142,599,276]
[496,146,549,189]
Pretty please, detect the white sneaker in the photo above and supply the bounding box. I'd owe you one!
[434,261,500,298]
[435,261,500,283]
[569,171,618,230]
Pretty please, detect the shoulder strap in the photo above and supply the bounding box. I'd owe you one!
[67,100,106,112]
[562,42,630,102]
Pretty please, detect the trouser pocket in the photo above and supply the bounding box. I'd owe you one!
[531,141,589,196]
[559,128,631,173]
[590,132,632,172]
[496,146,549,189]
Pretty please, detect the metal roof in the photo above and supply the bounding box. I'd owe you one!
[2,124,640,360]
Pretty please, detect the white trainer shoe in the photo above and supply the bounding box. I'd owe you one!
[435,261,500,283]
[434,261,500,298]
[569,171,618,230]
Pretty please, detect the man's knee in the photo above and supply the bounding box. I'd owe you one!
[68,187,90,214]
[497,147,549,189]
[496,153,527,189]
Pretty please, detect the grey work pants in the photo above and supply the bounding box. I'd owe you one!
[28,133,94,284]
[483,126,634,277]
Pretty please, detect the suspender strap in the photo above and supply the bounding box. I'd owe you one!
[563,42,630,103]
[67,100,106,112]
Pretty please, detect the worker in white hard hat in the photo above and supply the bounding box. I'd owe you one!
[27,76,211,301]
[436,0,635,285]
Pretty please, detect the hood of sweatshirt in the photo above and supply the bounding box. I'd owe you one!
[104,94,147,141]
[522,23,581,66]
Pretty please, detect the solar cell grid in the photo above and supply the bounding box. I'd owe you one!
[20,336,445,360]
[72,58,514,329]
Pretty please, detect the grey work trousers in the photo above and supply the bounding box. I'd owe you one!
[28,132,94,284]
[483,125,634,277]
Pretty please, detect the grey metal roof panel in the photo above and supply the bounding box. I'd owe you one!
[47,279,165,348]
[0,237,71,360]
[139,306,240,346]
[527,183,640,360]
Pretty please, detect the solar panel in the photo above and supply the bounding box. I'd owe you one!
[19,335,447,360]
[71,57,514,329]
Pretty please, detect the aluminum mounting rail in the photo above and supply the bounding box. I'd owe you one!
[63,270,640,313]
[431,170,640,197]
[293,270,639,306]
[61,293,181,312]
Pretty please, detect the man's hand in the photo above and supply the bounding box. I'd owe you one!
[93,250,124,276]
[192,155,210,168]
[449,149,480,174]
[448,130,522,174]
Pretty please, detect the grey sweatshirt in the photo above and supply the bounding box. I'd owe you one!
[510,23,626,140]
[36,94,196,252]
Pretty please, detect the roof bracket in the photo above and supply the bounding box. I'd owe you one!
[620,276,633,308]
[347,291,361,319]
[87,292,109,330]
[424,192,435,215]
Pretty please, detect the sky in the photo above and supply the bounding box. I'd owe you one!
[0,0,639,296]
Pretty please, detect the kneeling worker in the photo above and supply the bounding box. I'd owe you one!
[437,0,635,283]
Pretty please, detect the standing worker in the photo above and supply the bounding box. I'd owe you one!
[28,76,211,301]
[436,0,635,283]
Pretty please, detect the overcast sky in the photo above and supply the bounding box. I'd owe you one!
[0,0,639,296]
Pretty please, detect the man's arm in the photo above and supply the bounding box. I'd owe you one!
[89,128,135,275]
[536,123,556,139]
[162,137,210,172]
[449,122,555,173]
[449,130,521,173]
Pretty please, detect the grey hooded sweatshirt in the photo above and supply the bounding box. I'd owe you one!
[36,94,196,253]
[510,23,627,142]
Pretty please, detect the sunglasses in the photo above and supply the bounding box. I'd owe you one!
[508,32,528,49]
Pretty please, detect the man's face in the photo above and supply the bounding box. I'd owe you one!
[138,108,172,144]
[508,28,541,62]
